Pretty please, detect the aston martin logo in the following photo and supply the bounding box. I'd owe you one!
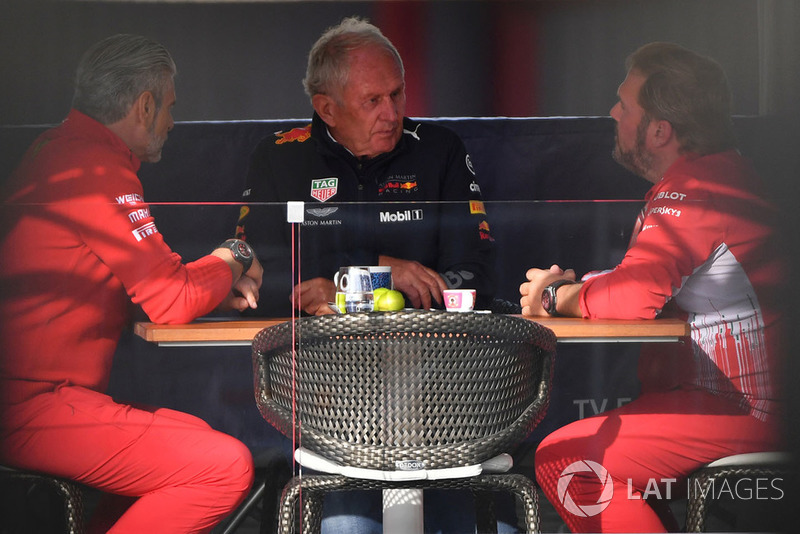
[307,207,339,217]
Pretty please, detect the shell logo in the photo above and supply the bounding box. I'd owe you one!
[557,460,614,517]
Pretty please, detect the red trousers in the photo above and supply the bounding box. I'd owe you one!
[0,383,254,533]
[534,389,783,533]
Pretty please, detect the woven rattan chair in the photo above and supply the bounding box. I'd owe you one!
[252,309,556,534]
[685,451,792,532]
[0,465,85,533]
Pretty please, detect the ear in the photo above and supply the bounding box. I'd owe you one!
[312,94,337,127]
[132,91,157,128]
[650,119,674,148]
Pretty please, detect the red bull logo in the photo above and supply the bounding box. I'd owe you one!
[235,206,250,239]
[275,125,312,144]
[478,220,494,241]
[378,180,418,194]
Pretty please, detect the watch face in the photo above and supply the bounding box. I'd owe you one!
[542,289,554,313]
[235,241,252,258]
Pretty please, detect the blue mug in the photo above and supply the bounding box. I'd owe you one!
[368,266,393,291]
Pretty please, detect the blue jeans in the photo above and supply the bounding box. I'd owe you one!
[321,489,520,533]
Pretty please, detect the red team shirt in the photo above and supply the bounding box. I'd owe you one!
[579,151,786,420]
[0,110,232,401]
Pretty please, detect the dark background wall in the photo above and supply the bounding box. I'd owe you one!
[2,0,799,125]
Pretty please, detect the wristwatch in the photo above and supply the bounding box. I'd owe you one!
[220,239,254,272]
[541,279,576,316]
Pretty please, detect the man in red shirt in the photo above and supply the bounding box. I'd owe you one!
[520,43,786,532]
[0,34,263,533]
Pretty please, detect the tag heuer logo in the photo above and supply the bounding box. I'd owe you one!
[310,177,338,202]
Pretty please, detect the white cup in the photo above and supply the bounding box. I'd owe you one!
[443,289,476,312]
[334,266,374,313]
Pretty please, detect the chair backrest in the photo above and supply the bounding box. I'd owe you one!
[252,310,556,471]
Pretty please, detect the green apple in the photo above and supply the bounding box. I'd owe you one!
[375,289,405,311]
[372,287,389,311]
[373,287,389,300]
[335,292,346,313]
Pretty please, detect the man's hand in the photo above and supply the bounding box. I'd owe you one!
[379,255,447,310]
[218,274,260,312]
[519,264,577,316]
[216,257,264,312]
[247,255,264,281]
[292,277,337,316]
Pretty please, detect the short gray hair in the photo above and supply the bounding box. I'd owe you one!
[303,16,404,102]
[72,34,176,125]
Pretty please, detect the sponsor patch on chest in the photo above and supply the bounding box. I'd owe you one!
[310,177,338,202]
[379,209,423,223]
[378,175,419,195]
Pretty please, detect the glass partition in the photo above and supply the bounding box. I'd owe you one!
[110,199,645,434]
[140,198,644,318]
[11,191,781,531]
[108,198,648,531]
[225,198,644,316]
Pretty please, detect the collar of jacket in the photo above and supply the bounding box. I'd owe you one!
[310,112,416,170]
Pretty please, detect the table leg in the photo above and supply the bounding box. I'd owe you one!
[383,488,423,534]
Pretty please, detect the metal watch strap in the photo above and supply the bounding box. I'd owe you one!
[542,279,576,316]
[221,239,253,273]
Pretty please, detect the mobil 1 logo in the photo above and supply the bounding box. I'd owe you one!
[379,209,423,223]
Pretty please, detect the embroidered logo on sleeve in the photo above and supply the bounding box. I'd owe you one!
[275,125,312,144]
[478,220,494,241]
[466,154,476,176]
[127,208,150,224]
[470,200,486,215]
[114,192,158,241]
[132,222,158,242]
[115,193,144,205]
